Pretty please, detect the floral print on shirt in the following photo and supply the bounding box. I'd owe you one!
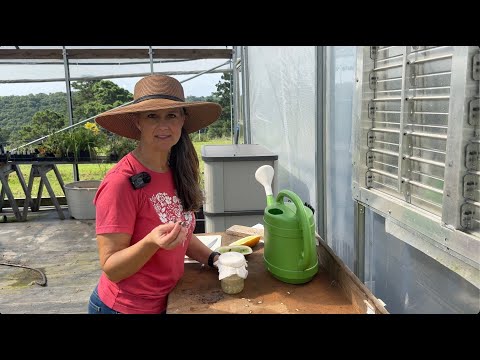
[149,191,194,235]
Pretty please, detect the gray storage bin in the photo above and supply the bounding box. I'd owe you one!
[202,144,278,213]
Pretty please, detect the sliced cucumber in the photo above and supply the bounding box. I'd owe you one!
[215,245,253,256]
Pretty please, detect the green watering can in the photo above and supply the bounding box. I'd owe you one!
[255,165,318,284]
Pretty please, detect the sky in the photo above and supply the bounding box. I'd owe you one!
[0,72,224,97]
[0,49,231,97]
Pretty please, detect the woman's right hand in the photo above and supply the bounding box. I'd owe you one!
[148,222,187,250]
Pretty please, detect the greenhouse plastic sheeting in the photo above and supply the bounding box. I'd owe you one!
[247,46,316,205]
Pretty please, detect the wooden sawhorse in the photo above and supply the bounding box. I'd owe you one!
[22,163,66,220]
[0,163,33,221]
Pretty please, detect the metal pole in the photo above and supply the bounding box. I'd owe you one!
[149,47,154,74]
[11,107,132,152]
[229,56,234,143]
[354,201,366,282]
[0,68,232,84]
[178,60,231,83]
[232,47,241,144]
[242,46,251,144]
[63,47,79,182]
[0,59,196,66]
[315,46,326,242]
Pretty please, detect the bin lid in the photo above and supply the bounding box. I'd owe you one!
[201,144,278,162]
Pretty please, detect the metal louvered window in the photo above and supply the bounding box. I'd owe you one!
[352,46,479,271]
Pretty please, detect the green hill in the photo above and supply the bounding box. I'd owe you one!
[0,92,68,145]
[0,92,208,146]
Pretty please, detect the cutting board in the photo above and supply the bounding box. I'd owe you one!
[184,234,222,264]
[225,224,265,237]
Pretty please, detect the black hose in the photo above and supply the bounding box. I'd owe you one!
[0,262,47,286]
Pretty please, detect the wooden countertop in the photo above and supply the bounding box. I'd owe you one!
[167,232,372,314]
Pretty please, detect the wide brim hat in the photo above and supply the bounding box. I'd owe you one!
[95,74,222,140]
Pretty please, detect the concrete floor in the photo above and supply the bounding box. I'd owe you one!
[0,208,101,314]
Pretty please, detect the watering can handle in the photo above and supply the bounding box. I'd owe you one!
[276,190,311,270]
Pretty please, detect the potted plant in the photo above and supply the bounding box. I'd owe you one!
[43,132,68,159]
[109,134,137,161]
[61,122,105,162]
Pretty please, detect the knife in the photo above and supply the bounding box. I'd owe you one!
[206,238,218,249]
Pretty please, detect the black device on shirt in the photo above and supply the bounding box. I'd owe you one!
[129,172,151,190]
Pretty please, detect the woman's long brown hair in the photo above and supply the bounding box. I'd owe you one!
[169,127,204,212]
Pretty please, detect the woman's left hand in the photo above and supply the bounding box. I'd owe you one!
[147,221,187,250]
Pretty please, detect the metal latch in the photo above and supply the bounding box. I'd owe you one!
[473,53,480,81]
[409,61,417,87]
[369,71,378,90]
[365,171,374,188]
[460,203,476,229]
[368,100,376,119]
[370,46,378,60]
[366,151,375,168]
[463,174,478,200]
[367,130,376,147]
[407,98,415,117]
[465,142,479,170]
[469,98,479,126]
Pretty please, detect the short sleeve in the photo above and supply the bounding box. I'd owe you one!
[94,172,138,235]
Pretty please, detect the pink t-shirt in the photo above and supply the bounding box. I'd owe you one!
[94,152,196,314]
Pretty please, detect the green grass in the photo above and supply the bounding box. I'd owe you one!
[5,163,116,199]
[194,137,231,189]
[4,137,232,199]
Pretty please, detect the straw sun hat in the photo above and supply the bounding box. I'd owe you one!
[95,74,222,140]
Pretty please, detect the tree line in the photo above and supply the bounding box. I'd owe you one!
[0,72,233,149]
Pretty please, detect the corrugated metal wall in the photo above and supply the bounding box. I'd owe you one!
[365,208,479,313]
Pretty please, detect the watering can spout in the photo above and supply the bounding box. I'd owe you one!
[266,194,275,207]
[255,165,275,206]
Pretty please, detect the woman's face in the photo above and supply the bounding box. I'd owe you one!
[136,108,185,151]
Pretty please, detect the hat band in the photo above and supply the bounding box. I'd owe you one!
[133,93,185,104]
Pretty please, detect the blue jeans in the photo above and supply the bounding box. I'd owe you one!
[88,285,122,314]
[87,285,167,314]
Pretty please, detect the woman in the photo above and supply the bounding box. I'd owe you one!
[88,74,222,314]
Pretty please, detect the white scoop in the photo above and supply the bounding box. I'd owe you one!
[255,165,274,197]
